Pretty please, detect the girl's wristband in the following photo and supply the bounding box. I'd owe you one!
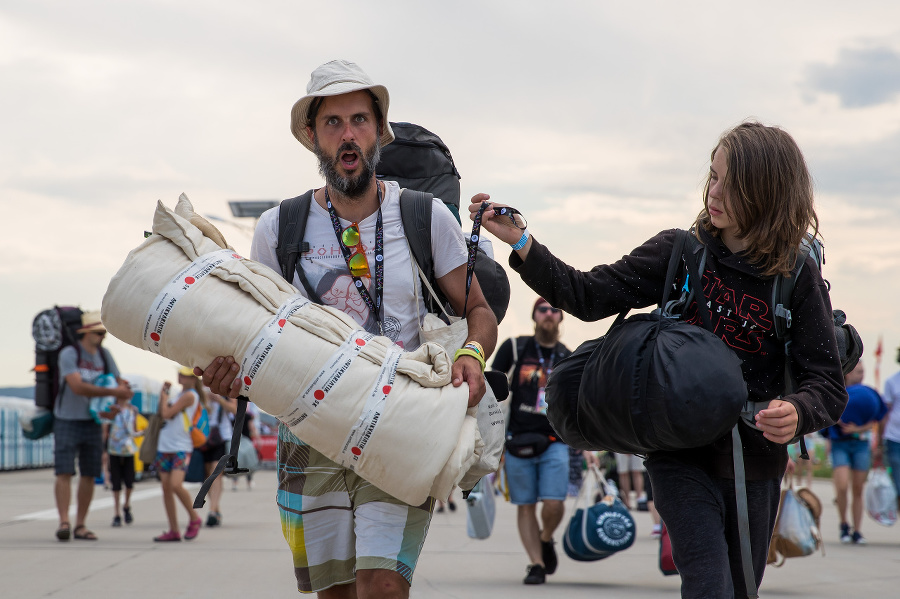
[511,230,530,251]
[454,348,486,372]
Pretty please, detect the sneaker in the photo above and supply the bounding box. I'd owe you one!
[206,511,221,527]
[523,564,546,585]
[840,523,852,544]
[123,506,133,525]
[111,515,122,527]
[852,531,867,545]
[637,494,649,512]
[154,530,181,542]
[650,524,662,538]
[540,539,558,575]
[448,500,457,512]
[185,518,202,540]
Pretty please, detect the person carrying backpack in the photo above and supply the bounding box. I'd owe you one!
[53,311,132,542]
[473,122,848,598]
[197,59,498,598]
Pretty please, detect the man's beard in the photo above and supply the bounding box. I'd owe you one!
[314,137,382,199]
[535,319,560,345]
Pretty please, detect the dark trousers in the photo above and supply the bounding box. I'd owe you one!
[646,454,781,599]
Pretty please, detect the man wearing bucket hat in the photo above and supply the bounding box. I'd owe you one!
[200,60,497,598]
[53,311,132,542]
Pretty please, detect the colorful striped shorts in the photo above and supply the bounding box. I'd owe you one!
[276,424,435,593]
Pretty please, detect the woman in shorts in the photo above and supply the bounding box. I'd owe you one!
[152,367,205,542]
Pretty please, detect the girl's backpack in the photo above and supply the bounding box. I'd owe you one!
[183,403,210,449]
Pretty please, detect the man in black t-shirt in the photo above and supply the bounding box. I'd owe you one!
[491,297,578,585]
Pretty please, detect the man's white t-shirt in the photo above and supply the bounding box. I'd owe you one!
[251,180,468,350]
[882,372,900,443]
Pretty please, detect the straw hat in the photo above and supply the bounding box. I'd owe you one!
[290,59,393,152]
[76,311,106,334]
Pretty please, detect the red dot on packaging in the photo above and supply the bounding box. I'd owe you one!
[243,376,252,386]
[355,339,366,346]
[184,276,195,284]
[351,447,361,456]
[150,333,160,341]
[382,385,392,395]
[279,319,286,327]
[314,390,325,400]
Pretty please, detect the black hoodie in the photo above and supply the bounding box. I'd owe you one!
[510,228,848,480]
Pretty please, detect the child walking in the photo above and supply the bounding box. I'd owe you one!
[106,393,141,526]
[152,366,205,542]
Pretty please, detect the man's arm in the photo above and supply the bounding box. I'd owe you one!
[63,372,132,400]
[435,262,498,407]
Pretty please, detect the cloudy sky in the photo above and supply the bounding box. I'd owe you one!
[3,1,900,389]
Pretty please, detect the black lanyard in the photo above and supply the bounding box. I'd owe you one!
[464,203,491,314]
[535,339,556,382]
[324,184,384,333]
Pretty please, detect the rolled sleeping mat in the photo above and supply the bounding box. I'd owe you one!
[102,194,488,505]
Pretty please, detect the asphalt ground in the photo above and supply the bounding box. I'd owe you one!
[2,467,900,598]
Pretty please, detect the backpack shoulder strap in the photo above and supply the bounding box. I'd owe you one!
[275,190,322,302]
[400,189,448,312]
[275,190,314,282]
[399,189,434,279]
[772,237,814,342]
[100,346,111,375]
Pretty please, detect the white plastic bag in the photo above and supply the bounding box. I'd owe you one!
[771,488,819,560]
[865,467,898,526]
[465,476,496,539]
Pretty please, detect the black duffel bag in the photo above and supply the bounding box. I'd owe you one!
[546,229,748,454]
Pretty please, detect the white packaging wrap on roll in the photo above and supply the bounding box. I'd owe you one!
[101,194,499,505]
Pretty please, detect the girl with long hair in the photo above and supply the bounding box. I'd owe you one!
[473,121,848,597]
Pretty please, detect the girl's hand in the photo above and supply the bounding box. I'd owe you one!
[467,194,524,246]
[755,399,799,444]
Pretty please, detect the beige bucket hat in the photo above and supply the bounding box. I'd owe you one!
[290,59,394,152]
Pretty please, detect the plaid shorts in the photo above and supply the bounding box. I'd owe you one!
[277,424,434,594]
[153,451,190,473]
[54,418,103,477]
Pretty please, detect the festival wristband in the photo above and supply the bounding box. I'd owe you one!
[511,230,530,251]
[463,341,485,361]
[454,348,486,372]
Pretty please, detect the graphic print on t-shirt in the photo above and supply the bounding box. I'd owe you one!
[302,240,403,345]
[686,269,774,354]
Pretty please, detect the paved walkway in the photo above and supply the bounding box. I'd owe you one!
[2,467,899,598]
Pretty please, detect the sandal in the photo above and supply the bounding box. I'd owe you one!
[184,517,201,540]
[56,522,71,541]
[73,525,98,541]
[154,530,182,542]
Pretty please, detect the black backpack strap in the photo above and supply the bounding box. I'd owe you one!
[275,190,322,303]
[772,240,812,344]
[100,346,111,375]
[399,189,447,312]
[398,189,434,276]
